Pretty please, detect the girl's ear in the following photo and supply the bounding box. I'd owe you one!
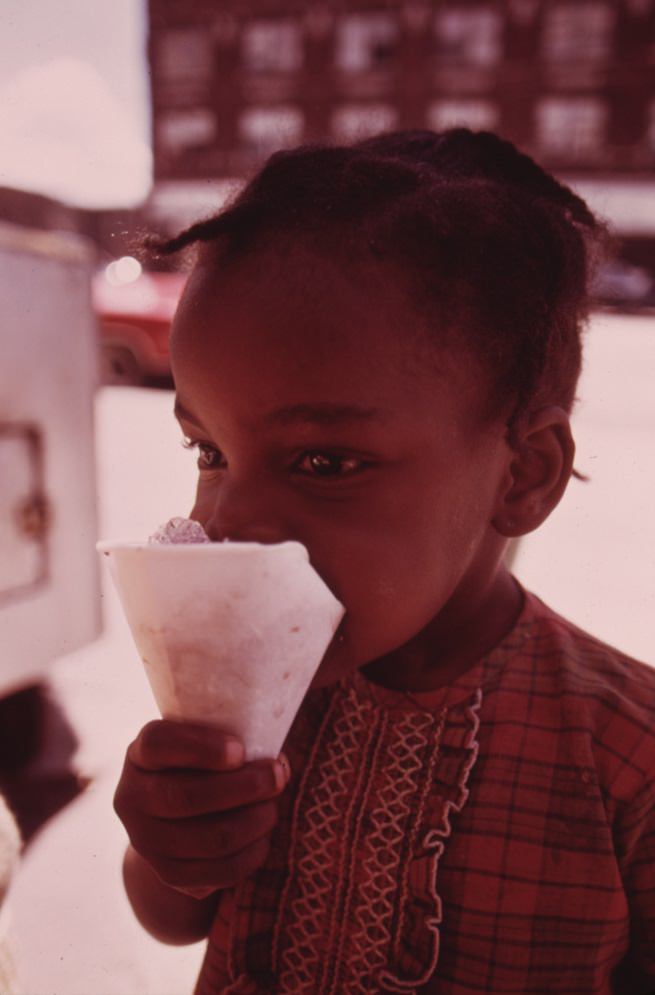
[492,406,575,538]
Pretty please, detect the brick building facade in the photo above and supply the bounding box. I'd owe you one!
[147,0,655,182]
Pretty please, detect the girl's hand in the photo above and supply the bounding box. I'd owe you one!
[114,720,289,899]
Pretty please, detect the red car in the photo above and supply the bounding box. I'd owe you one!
[93,259,186,386]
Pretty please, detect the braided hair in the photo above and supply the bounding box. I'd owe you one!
[148,128,606,441]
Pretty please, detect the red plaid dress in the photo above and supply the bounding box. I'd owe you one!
[194,584,655,994]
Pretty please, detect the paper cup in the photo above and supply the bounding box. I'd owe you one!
[97,539,345,759]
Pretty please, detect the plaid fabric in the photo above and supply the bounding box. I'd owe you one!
[194,584,655,995]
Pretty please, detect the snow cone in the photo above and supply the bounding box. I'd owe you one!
[97,519,345,759]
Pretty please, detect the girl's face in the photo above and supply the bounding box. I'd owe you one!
[170,244,514,687]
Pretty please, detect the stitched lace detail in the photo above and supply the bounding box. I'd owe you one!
[379,688,482,993]
[273,684,380,993]
[270,682,482,995]
[343,709,445,994]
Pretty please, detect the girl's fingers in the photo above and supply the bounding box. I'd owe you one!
[115,756,287,820]
[128,720,245,771]
[149,836,272,894]
[128,799,279,861]
[114,721,290,897]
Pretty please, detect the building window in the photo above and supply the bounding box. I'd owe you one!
[335,13,399,73]
[156,30,214,81]
[239,106,304,155]
[535,97,607,159]
[242,19,303,73]
[158,109,216,155]
[428,99,499,132]
[542,4,614,62]
[434,7,502,66]
[331,103,398,142]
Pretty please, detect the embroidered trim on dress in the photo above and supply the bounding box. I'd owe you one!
[273,683,381,992]
[269,681,483,994]
[379,687,482,993]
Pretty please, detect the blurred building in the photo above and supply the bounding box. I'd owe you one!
[147,1,654,180]
[145,0,655,303]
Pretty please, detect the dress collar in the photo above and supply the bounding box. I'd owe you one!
[345,579,537,715]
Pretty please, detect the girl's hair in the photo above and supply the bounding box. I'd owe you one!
[148,128,607,439]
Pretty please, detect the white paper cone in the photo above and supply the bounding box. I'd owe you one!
[97,540,345,759]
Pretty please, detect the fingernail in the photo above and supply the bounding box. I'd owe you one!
[225,738,244,767]
[274,757,289,790]
[278,753,291,784]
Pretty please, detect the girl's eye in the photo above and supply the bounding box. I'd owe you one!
[181,438,226,471]
[294,451,363,479]
[181,438,364,479]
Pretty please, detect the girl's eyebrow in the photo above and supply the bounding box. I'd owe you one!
[174,399,205,429]
[174,398,388,430]
[265,403,387,426]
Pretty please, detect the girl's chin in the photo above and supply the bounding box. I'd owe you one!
[308,632,361,689]
[309,652,354,690]
[308,618,405,690]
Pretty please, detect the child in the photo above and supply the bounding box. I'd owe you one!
[114,129,655,994]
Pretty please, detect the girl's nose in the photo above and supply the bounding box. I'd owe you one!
[198,478,289,545]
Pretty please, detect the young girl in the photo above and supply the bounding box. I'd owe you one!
[114,129,655,995]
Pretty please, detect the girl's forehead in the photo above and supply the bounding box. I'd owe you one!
[171,243,501,435]
[175,250,436,383]
[181,241,444,363]
[194,238,395,311]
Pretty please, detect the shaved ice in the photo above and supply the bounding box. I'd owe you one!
[148,516,211,545]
